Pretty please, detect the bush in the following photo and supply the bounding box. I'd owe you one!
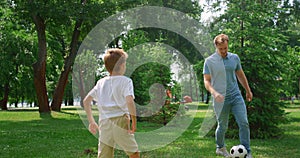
[138,103,186,125]
[246,98,288,139]
[206,98,289,139]
[226,98,288,139]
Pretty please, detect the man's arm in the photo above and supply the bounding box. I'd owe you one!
[83,95,99,134]
[204,74,224,103]
[126,95,137,134]
[235,69,253,102]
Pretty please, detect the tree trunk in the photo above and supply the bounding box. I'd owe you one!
[68,95,74,106]
[205,91,210,104]
[201,89,204,102]
[0,84,9,110]
[32,14,50,113]
[51,68,70,111]
[51,0,87,111]
[67,84,74,105]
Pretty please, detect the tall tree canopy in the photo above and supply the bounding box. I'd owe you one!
[0,0,204,113]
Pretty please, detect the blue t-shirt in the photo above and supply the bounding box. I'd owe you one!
[203,52,242,97]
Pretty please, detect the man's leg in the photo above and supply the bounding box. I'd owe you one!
[214,102,231,149]
[231,94,251,153]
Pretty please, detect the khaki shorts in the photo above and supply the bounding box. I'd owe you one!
[98,114,139,158]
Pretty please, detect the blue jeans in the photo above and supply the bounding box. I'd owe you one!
[213,93,251,153]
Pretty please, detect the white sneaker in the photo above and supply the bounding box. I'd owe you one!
[216,147,230,157]
[246,153,253,158]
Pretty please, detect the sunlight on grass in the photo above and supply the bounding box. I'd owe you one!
[0,102,299,158]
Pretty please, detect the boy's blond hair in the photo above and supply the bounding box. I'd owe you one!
[214,34,229,46]
[104,48,128,74]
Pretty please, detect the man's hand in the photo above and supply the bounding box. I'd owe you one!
[246,91,253,102]
[88,122,99,135]
[213,92,225,103]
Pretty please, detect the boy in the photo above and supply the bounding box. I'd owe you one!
[83,48,140,158]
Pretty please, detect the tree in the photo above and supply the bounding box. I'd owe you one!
[30,4,50,113]
[194,60,211,103]
[2,0,205,113]
[50,0,87,111]
[73,50,98,105]
[125,42,174,124]
[11,0,117,112]
[277,0,300,97]
[0,1,35,110]
[0,2,14,110]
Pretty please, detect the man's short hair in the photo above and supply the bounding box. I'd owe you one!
[214,34,229,46]
[104,48,128,74]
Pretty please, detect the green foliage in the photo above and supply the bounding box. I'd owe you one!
[73,50,98,101]
[247,98,288,138]
[0,2,36,106]
[280,46,300,97]
[193,60,208,102]
[226,98,288,139]
[139,103,185,125]
[123,35,173,104]
[1,0,204,110]
[130,62,172,105]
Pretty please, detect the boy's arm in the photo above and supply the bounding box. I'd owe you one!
[235,69,253,102]
[126,95,137,134]
[204,74,224,103]
[83,95,99,134]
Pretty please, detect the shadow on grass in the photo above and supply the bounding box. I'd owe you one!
[286,105,300,109]
[7,108,39,112]
[187,102,210,110]
[39,112,53,119]
[59,110,79,116]
[0,112,94,158]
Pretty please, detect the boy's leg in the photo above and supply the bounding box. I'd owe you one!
[112,115,139,157]
[129,152,140,158]
[98,142,114,158]
[98,119,115,158]
[231,94,251,153]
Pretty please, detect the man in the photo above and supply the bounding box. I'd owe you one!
[203,34,253,158]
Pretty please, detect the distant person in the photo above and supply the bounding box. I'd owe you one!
[203,34,253,158]
[83,48,140,158]
[291,96,296,104]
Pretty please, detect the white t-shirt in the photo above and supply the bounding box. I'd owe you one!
[87,76,135,120]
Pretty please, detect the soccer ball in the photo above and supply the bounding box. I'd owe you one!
[230,145,248,158]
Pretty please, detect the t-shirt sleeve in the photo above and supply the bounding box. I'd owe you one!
[235,55,242,71]
[87,85,97,100]
[124,79,135,99]
[203,60,210,75]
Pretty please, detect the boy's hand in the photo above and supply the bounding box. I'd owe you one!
[128,122,136,134]
[89,122,99,135]
[126,115,136,134]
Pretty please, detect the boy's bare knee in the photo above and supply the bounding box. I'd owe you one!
[129,152,140,158]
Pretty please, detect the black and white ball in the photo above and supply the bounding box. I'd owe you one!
[230,145,248,158]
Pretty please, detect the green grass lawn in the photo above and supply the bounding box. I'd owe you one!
[0,102,299,158]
